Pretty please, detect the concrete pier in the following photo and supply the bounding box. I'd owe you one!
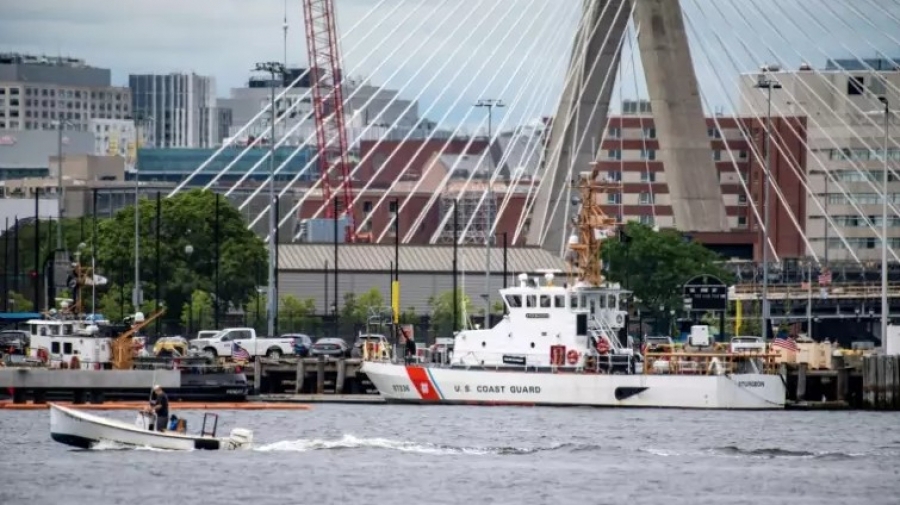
[861,355,900,410]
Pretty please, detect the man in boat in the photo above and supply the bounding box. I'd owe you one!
[148,385,169,432]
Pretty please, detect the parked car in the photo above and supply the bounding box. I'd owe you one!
[285,334,314,357]
[310,337,351,358]
[0,330,29,356]
[189,327,295,359]
[351,333,392,359]
[153,336,189,357]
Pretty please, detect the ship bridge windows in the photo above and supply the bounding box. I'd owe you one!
[505,294,522,308]
[526,295,537,308]
[539,295,551,308]
[63,342,72,354]
[570,295,579,309]
[554,295,566,308]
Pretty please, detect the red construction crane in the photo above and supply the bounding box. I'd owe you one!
[302,0,356,241]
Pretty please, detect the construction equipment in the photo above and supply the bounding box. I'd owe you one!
[302,0,356,241]
[111,309,166,370]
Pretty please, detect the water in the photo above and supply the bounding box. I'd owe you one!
[1,405,898,505]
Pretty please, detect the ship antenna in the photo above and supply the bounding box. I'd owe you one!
[564,161,621,287]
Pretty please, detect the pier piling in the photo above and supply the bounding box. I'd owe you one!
[796,363,807,401]
[316,357,325,394]
[294,358,305,394]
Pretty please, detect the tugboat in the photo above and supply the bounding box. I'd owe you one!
[12,253,248,402]
[361,168,787,409]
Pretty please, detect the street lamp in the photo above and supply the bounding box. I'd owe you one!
[53,119,74,251]
[474,99,505,140]
[133,116,155,310]
[254,61,286,339]
[754,72,782,340]
[866,97,894,343]
[878,97,890,342]
[185,244,194,334]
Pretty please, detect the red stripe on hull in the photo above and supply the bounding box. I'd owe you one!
[404,366,441,401]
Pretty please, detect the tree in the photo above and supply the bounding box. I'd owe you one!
[601,222,735,322]
[279,294,320,334]
[244,290,267,331]
[7,291,33,312]
[95,189,267,325]
[428,289,474,338]
[180,290,215,334]
[97,284,128,322]
[341,288,387,332]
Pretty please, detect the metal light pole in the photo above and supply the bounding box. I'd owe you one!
[55,119,72,250]
[755,75,781,339]
[132,118,147,310]
[880,96,890,342]
[474,99,505,140]
[255,61,285,338]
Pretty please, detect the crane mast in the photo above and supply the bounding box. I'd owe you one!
[302,0,356,240]
[565,162,621,286]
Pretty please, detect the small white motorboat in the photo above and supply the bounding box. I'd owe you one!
[49,403,253,451]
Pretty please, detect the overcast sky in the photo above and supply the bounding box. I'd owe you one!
[1,0,897,132]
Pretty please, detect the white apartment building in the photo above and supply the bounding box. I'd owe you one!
[129,73,217,148]
[738,59,900,262]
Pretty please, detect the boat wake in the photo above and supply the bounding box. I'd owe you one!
[85,440,180,452]
[254,434,564,455]
[639,445,867,460]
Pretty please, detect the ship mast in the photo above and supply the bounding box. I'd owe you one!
[565,162,621,287]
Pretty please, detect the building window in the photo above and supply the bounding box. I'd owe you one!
[713,150,722,161]
[607,171,621,182]
[738,193,748,205]
[639,214,655,225]
[608,127,621,138]
[737,216,747,227]
[388,200,398,213]
[607,149,621,160]
[708,128,721,139]
[738,150,748,160]
[639,192,654,205]
[640,171,656,182]
[642,127,656,139]
[363,201,373,213]
[640,149,656,160]
[848,76,865,96]
[607,193,621,204]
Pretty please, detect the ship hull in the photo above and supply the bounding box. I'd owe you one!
[361,362,786,410]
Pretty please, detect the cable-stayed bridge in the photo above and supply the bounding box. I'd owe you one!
[163,0,899,276]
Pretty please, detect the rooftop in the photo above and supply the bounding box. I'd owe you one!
[278,243,568,273]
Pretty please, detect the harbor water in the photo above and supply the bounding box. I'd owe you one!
[0,405,897,505]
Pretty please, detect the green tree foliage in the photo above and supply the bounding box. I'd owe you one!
[97,284,128,322]
[428,289,474,338]
[180,290,215,333]
[95,189,266,323]
[7,291,33,312]
[601,222,734,321]
[340,288,387,329]
[5,217,90,278]
[399,306,418,324]
[279,294,320,335]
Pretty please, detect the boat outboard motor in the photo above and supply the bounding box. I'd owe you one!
[229,428,254,448]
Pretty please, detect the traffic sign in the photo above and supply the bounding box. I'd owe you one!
[682,274,728,312]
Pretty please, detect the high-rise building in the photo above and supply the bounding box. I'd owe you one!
[128,73,217,148]
[0,52,131,133]
[738,59,900,262]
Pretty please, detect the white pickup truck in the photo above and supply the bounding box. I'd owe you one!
[730,336,766,354]
[189,327,295,360]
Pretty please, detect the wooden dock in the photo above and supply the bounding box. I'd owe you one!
[244,357,379,396]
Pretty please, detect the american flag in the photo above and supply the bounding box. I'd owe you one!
[772,336,799,353]
[232,342,250,361]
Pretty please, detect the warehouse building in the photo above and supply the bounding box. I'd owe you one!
[276,244,569,315]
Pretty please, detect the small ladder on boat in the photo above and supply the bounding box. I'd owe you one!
[201,413,219,438]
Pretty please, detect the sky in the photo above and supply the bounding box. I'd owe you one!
[1,0,898,133]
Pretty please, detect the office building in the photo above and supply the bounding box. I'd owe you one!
[0,52,131,133]
[129,73,217,148]
[738,59,900,262]
[0,128,94,180]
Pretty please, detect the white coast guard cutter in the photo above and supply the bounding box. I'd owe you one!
[361,171,786,410]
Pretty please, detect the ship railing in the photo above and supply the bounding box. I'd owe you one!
[642,351,780,376]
